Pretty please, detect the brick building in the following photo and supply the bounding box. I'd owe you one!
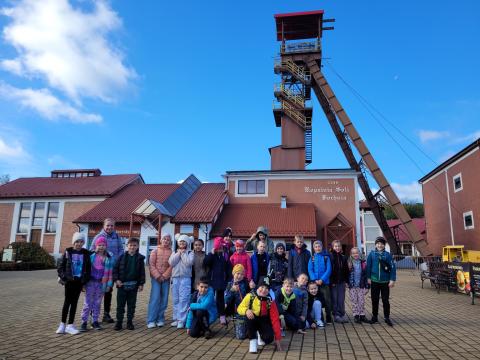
[419,139,480,255]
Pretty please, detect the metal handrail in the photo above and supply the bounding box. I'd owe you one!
[273,84,305,107]
[274,59,311,82]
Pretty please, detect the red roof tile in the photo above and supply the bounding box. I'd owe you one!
[387,218,426,242]
[211,203,317,238]
[74,183,180,223]
[172,183,226,223]
[0,174,141,198]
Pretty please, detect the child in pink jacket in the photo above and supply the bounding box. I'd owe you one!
[230,240,253,283]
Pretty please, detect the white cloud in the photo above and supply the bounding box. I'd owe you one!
[450,130,480,144]
[0,0,135,122]
[417,129,450,143]
[0,83,101,123]
[0,136,28,160]
[391,182,422,202]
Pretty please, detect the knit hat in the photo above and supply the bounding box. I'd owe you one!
[232,264,245,275]
[257,276,271,289]
[313,240,323,247]
[94,236,107,247]
[375,236,386,245]
[175,233,193,246]
[223,227,233,237]
[72,232,86,244]
[234,239,245,248]
[213,237,224,251]
[275,242,285,251]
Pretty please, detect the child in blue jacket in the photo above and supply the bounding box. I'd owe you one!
[366,236,396,326]
[251,241,269,286]
[186,277,217,339]
[308,240,333,323]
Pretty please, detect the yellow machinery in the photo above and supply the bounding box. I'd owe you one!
[442,245,480,263]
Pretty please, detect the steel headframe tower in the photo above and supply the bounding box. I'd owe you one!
[272,10,432,256]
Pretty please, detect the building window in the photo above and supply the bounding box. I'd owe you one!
[17,202,31,233]
[32,202,45,227]
[402,243,413,256]
[46,202,59,233]
[453,173,463,192]
[238,180,265,194]
[464,211,474,230]
[180,224,194,234]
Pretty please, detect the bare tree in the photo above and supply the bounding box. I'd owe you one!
[0,174,10,185]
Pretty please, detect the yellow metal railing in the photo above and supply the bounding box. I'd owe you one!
[281,101,310,129]
[274,84,305,108]
[274,58,311,83]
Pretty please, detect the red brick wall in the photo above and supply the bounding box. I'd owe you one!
[423,149,480,255]
[15,234,27,242]
[0,203,14,250]
[43,233,56,253]
[60,201,101,253]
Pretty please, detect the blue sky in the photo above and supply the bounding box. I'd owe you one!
[0,0,479,201]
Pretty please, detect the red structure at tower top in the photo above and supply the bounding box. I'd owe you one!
[274,10,325,41]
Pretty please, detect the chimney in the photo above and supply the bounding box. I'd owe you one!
[280,195,287,209]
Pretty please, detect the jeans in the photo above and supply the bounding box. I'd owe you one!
[246,316,274,344]
[116,287,138,323]
[331,282,346,318]
[371,282,390,318]
[306,300,322,326]
[147,278,170,324]
[189,310,210,338]
[171,277,191,323]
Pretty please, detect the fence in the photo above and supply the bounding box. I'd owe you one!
[392,255,442,272]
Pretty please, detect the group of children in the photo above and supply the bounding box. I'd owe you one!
[56,225,396,354]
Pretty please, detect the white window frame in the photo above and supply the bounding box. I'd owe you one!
[234,178,268,198]
[179,224,194,234]
[463,211,474,230]
[453,173,463,192]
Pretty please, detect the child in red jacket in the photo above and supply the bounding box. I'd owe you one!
[230,240,253,283]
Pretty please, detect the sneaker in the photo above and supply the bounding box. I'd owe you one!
[384,318,393,327]
[92,322,102,330]
[55,322,66,334]
[354,315,361,323]
[65,324,80,335]
[114,322,122,331]
[249,339,258,354]
[219,315,227,325]
[370,316,378,324]
[334,316,342,323]
[147,322,156,329]
[257,331,265,346]
[80,322,88,332]
[127,321,134,330]
[156,321,165,327]
[176,321,184,329]
[316,320,325,328]
[102,313,115,324]
[204,329,213,339]
[360,315,369,323]
[341,315,349,323]
[170,321,178,327]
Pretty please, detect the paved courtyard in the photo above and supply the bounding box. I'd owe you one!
[1,269,479,360]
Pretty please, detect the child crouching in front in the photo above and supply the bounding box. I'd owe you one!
[306,281,324,329]
[186,277,217,339]
[224,264,250,339]
[275,278,302,336]
[237,277,282,354]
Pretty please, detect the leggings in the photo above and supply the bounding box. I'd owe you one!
[61,279,83,324]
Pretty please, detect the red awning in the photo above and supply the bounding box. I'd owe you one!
[274,10,324,41]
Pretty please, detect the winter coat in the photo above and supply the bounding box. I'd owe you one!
[113,251,146,285]
[268,253,288,286]
[246,226,275,255]
[251,252,270,284]
[168,250,194,278]
[288,244,311,280]
[89,251,114,292]
[224,278,249,308]
[330,251,349,284]
[230,251,253,281]
[149,245,172,281]
[274,288,297,316]
[293,284,308,319]
[308,250,332,285]
[192,251,207,290]
[57,247,91,284]
[366,250,397,283]
[306,292,321,325]
[237,292,282,341]
[185,287,218,329]
[91,230,124,262]
[348,259,369,288]
[203,252,231,290]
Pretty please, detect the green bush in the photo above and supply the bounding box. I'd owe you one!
[0,242,55,270]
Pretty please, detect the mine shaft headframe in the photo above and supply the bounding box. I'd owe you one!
[274,10,335,53]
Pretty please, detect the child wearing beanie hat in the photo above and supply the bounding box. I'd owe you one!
[168,234,194,329]
[204,237,231,325]
[224,264,250,329]
[56,232,91,335]
[230,239,253,283]
[79,236,114,331]
[268,243,288,292]
[237,276,282,353]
